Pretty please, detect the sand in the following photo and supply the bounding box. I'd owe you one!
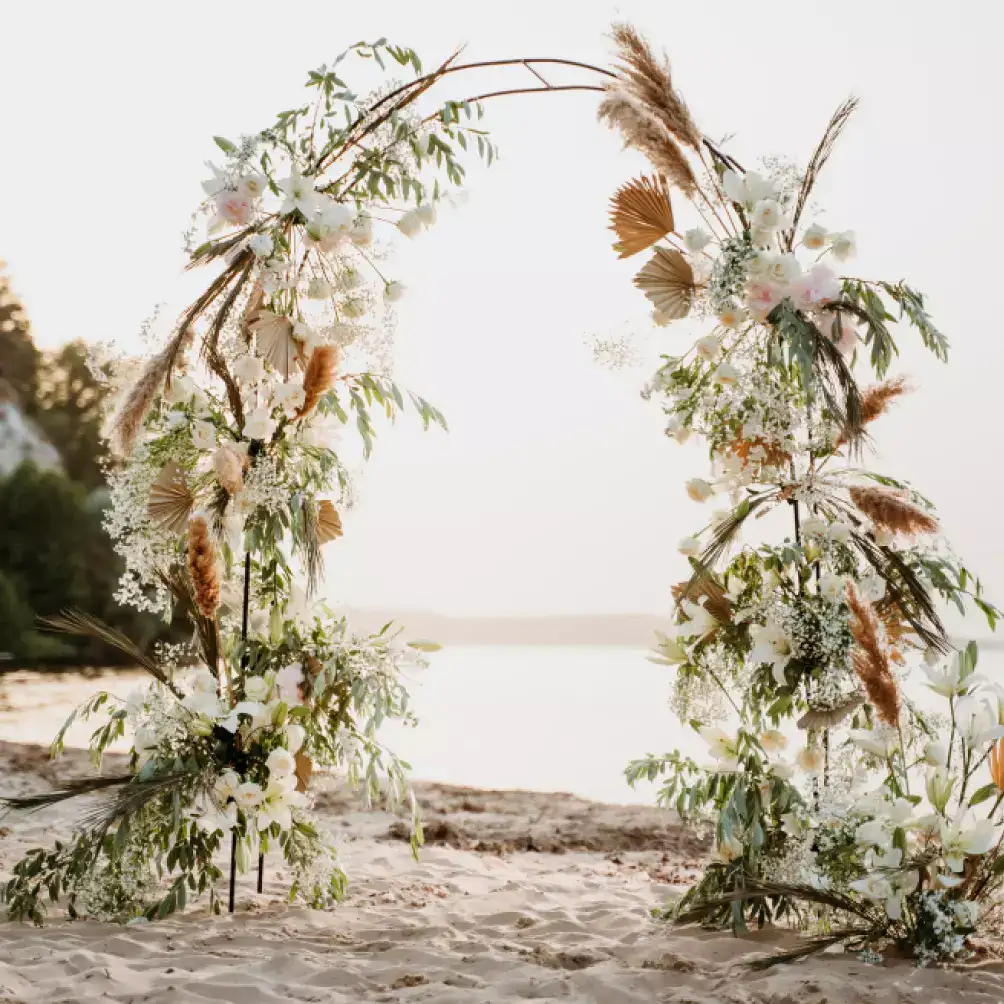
[2,743,1004,1003]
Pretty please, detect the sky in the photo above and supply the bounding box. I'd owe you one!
[2,0,1003,620]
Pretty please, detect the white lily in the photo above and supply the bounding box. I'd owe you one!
[850,726,900,758]
[698,725,740,768]
[941,814,999,872]
[677,598,719,641]
[749,618,792,686]
[277,166,318,217]
[648,631,688,666]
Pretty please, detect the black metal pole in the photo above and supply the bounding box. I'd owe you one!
[228,551,252,915]
[257,852,265,893]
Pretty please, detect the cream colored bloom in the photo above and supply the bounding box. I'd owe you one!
[397,209,423,238]
[760,729,788,754]
[713,362,740,386]
[795,745,825,776]
[683,228,711,253]
[678,536,701,557]
[695,334,721,361]
[801,223,828,250]
[686,478,715,503]
[717,307,747,329]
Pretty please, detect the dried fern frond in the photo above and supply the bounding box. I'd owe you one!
[607,23,702,152]
[598,88,698,196]
[609,175,675,258]
[297,345,339,419]
[187,516,220,619]
[846,583,901,727]
[849,485,939,538]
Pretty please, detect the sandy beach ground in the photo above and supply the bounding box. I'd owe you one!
[2,743,1004,1003]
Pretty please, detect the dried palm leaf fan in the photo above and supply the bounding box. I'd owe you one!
[249,309,302,380]
[316,500,343,543]
[634,246,695,318]
[797,694,864,731]
[609,174,675,258]
[147,460,195,532]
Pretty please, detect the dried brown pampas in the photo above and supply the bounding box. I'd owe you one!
[598,89,699,196]
[849,484,939,538]
[107,327,189,457]
[835,376,910,447]
[607,23,702,152]
[296,345,339,419]
[213,444,245,496]
[846,583,900,727]
[187,515,220,618]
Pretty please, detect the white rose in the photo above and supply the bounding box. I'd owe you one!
[665,415,691,444]
[695,334,721,361]
[796,746,825,776]
[760,729,788,754]
[751,199,785,232]
[713,362,740,386]
[235,781,264,808]
[349,215,373,246]
[818,573,847,601]
[683,228,711,253]
[233,353,265,385]
[678,536,702,557]
[717,307,746,329]
[397,210,423,238]
[244,406,275,442]
[722,169,748,205]
[827,520,852,544]
[686,478,715,503]
[190,420,216,451]
[244,676,271,702]
[830,230,857,261]
[802,223,828,250]
[267,747,296,777]
[415,203,437,227]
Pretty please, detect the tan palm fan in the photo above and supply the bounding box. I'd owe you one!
[316,500,343,543]
[609,175,675,258]
[249,310,301,380]
[147,460,195,532]
[797,695,864,730]
[634,247,695,319]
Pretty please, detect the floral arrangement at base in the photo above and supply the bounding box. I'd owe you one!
[0,38,558,925]
[599,24,1002,966]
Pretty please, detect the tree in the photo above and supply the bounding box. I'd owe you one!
[0,264,40,410]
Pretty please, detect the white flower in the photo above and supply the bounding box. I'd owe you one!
[856,818,892,850]
[384,281,406,303]
[924,740,949,767]
[801,224,828,250]
[686,478,715,503]
[266,747,296,777]
[954,900,981,929]
[922,653,979,698]
[272,380,306,415]
[677,598,719,641]
[217,699,266,733]
[665,415,691,444]
[397,209,423,238]
[722,169,748,205]
[713,362,740,386]
[800,516,826,537]
[244,406,275,441]
[649,632,688,666]
[683,228,711,253]
[717,307,746,329]
[926,767,954,814]
[826,520,852,544]
[213,190,253,228]
[415,203,437,227]
[191,420,216,451]
[749,618,792,686]
[233,353,265,385]
[849,873,901,920]
[305,200,355,251]
[781,811,807,838]
[244,676,271,702]
[818,572,847,602]
[348,215,373,246]
[956,693,1004,748]
[941,815,999,872]
[698,725,740,768]
[760,729,788,754]
[200,801,238,835]
[284,723,306,755]
[795,745,825,776]
[751,199,785,232]
[850,726,900,758]
[213,769,242,803]
[341,297,367,319]
[277,166,317,217]
[307,277,332,300]
[257,778,307,831]
[678,536,702,557]
[248,232,273,257]
[235,781,264,809]
[759,251,801,286]
[829,230,857,261]
[695,334,722,361]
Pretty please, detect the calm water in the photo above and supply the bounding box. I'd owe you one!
[0,646,692,805]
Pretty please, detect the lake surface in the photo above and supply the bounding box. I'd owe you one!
[0,646,691,805]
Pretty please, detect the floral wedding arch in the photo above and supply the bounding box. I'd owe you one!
[2,24,1001,969]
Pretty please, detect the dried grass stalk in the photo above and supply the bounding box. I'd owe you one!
[846,583,900,727]
[607,23,702,151]
[598,89,698,196]
[296,345,339,419]
[187,515,220,619]
[835,377,910,447]
[849,485,939,538]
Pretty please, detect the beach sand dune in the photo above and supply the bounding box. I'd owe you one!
[2,742,1003,1003]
